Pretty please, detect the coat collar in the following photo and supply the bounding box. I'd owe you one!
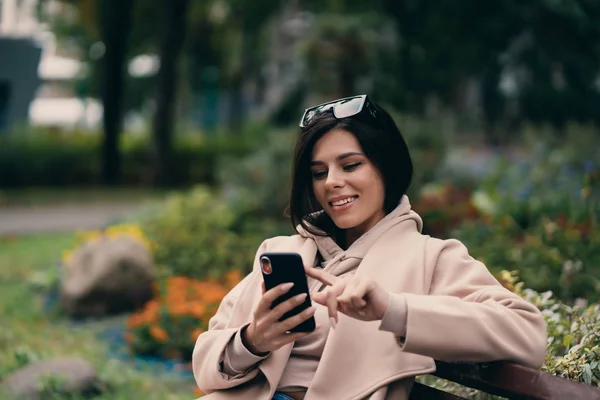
[296,196,423,276]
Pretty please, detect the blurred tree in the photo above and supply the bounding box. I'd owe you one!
[300,13,396,100]
[380,0,600,142]
[40,0,600,150]
[151,0,190,186]
[37,0,144,184]
[514,0,600,134]
[38,0,134,184]
[96,0,134,184]
[211,0,282,131]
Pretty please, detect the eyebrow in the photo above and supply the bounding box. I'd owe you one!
[310,152,365,166]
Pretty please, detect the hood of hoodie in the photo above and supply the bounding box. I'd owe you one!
[297,195,423,279]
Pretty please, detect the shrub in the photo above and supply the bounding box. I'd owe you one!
[0,127,251,188]
[140,186,263,281]
[413,182,480,237]
[417,271,599,397]
[217,127,297,222]
[524,290,600,385]
[125,272,241,361]
[473,134,599,229]
[436,137,600,302]
[454,212,600,303]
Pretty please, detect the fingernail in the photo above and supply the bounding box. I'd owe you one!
[329,317,337,329]
[296,293,307,302]
[281,283,294,292]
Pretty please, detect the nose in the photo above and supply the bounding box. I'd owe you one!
[324,168,345,191]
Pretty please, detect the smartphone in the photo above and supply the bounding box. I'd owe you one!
[259,252,316,333]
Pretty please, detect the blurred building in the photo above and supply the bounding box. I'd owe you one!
[0,0,42,133]
[0,0,102,132]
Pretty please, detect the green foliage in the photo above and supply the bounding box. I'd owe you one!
[455,214,600,303]
[393,113,451,197]
[140,186,262,281]
[449,131,600,302]
[417,283,600,397]
[300,12,397,98]
[473,127,600,227]
[524,289,600,386]
[0,128,251,188]
[217,127,297,222]
[0,128,100,187]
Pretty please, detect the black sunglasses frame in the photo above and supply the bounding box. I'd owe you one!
[299,94,378,128]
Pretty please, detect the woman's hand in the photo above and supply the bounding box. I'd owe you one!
[242,282,317,354]
[304,266,389,328]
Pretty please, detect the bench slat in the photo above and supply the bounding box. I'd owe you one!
[433,361,600,400]
[410,382,466,399]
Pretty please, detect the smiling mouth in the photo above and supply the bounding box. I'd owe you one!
[329,196,358,207]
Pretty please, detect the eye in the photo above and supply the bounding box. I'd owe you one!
[312,170,327,180]
[343,162,361,171]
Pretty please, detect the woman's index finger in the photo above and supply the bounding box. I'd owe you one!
[304,265,337,286]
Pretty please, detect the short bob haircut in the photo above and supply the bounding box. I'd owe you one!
[289,101,413,242]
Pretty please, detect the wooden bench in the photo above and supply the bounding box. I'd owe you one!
[410,360,600,400]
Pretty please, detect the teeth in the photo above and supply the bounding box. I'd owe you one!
[332,197,357,206]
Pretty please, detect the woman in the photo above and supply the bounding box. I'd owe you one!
[192,95,547,400]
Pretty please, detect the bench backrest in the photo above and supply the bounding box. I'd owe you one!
[410,361,600,400]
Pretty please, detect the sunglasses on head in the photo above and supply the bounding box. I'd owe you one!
[299,94,379,128]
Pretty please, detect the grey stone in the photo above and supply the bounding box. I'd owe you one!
[60,236,156,318]
[1,357,100,399]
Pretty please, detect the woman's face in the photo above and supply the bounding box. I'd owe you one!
[311,129,386,241]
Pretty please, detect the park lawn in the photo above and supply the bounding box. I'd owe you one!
[0,234,198,400]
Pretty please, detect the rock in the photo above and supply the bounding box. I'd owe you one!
[1,357,101,399]
[60,236,155,318]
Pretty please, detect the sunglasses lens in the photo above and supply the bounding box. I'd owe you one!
[300,96,367,127]
[333,97,364,119]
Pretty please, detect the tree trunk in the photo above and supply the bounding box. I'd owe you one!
[481,62,504,148]
[226,24,254,133]
[152,0,190,186]
[98,0,134,185]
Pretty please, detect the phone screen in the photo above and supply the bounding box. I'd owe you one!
[259,252,316,332]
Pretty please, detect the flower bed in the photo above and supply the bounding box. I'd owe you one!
[125,271,241,361]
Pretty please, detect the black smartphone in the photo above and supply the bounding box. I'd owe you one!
[259,252,316,333]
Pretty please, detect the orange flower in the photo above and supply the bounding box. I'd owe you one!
[224,269,242,288]
[189,304,206,319]
[166,302,190,316]
[194,387,204,397]
[190,328,205,342]
[124,332,134,344]
[149,325,169,343]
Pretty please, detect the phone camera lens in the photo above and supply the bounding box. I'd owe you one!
[260,257,272,274]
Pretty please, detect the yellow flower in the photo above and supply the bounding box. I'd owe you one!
[62,250,73,266]
[581,187,591,199]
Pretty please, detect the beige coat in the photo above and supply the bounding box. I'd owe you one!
[192,197,547,400]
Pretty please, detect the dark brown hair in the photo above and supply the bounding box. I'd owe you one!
[288,101,413,239]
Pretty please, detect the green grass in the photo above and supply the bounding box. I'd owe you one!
[0,234,198,399]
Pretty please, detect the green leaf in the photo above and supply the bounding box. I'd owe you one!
[563,335,574,347]
[582,364,592,384]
